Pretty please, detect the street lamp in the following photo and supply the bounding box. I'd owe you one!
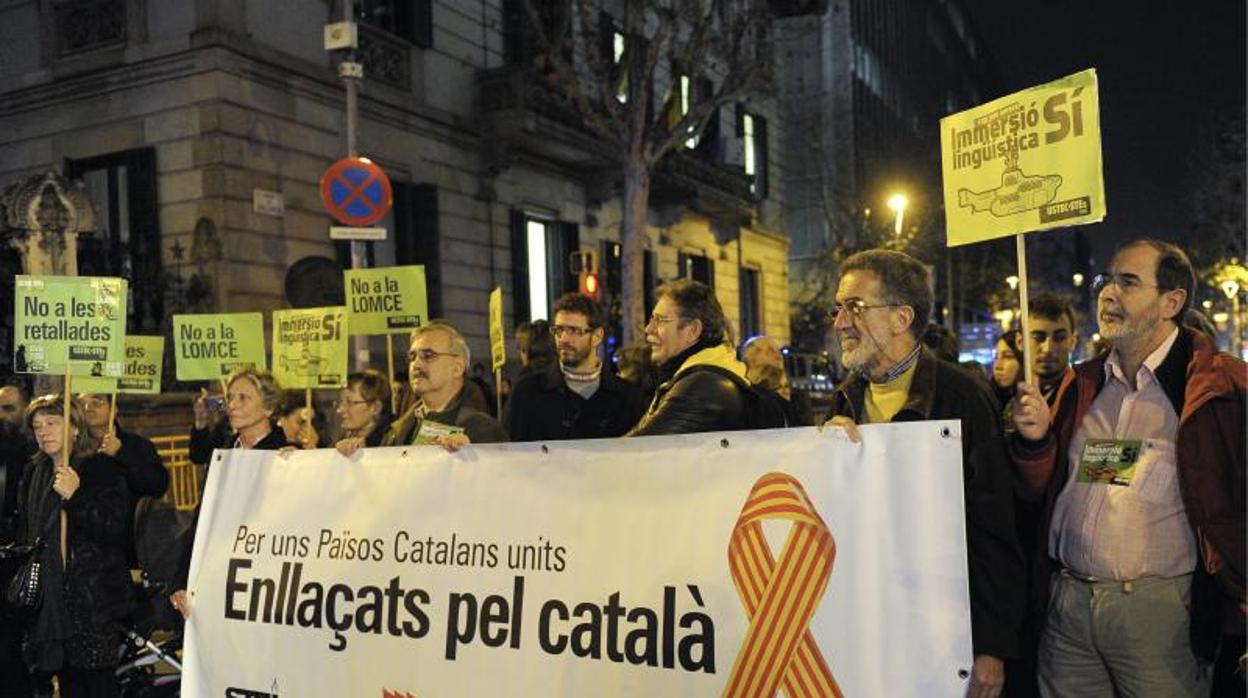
[887,193,908,236]
[1072,272,1084,287]
[1006,275,1019,291]
[994,308,1015,331]
[1222,279,1241,356]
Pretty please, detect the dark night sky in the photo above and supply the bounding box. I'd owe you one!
[959,0,1246,268]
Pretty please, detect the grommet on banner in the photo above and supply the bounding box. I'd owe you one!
[957,668,970,679]
[215,453,222,462]
[940,427,952,439]
[720,438,730,448]
[540,444,549,454]
[401,450,408,458]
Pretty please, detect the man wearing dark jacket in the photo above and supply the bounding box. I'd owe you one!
[505,293,644,441]
[628,280,778,435]
[384,321,508,447]
[823,249,1024,698]
[1011,239,1244,697]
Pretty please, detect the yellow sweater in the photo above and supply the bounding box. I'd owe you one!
[864,359,918,423]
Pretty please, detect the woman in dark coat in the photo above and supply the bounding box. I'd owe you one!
[17,394,131,696]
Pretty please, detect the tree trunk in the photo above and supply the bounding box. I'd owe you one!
[620,160,651,345]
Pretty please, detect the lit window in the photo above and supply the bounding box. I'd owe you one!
[614,32,628,103]
[526,221,549,321]
[737,106,768,197]
[742,113,756,179]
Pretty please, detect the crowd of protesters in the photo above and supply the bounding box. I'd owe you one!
[0,237,1243,697]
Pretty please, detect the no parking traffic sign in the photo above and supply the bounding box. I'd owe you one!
[320,156,394,227]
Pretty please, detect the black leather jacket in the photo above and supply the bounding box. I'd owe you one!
[627,344,750,436]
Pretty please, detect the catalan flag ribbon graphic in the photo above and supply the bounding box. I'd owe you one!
[723,473,842,698]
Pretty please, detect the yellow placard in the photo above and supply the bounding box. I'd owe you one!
[941,69,1105,246]
[271,306,348,389]
[489,287,505,371]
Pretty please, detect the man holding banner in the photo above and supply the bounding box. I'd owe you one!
[505,293,644,441]
[1011,239,1245,697]
[382,321,508,448]
[824,249,1025,698]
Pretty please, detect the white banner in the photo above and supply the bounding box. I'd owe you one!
[183,423,973,697]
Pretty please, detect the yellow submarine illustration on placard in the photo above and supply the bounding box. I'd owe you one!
[958,156,1063,217]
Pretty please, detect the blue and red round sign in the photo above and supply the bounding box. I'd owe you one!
[320,157,394,227]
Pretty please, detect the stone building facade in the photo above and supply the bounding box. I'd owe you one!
[0,0,794,383]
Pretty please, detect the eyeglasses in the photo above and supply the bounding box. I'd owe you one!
[646,313,686,327]
[550,325,594,338]
[334,398,370,409]
[827,299,899,323]
[408,348,461,363]
[1090,272,1161,294]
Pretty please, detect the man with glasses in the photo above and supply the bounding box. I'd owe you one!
[504,293,644,441]
[822,249,1024,698]
[628,279,785,435]
[382,320,508,447]
[1011,239,1245,696]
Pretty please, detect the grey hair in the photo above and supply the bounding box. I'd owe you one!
[412,320,471,366]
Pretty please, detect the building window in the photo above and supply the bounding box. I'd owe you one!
[66,148,163,332]
[737,105,769,197]
[335,181,441,316]
[525,220,551,320]
[614,32,629,103]
[672,73,718,153]
[54,0,126,57]
[503,0,570,68]
[393,183,442,317]
[677,251,714,288]
[739,267,761,340]
[358,0,431,48]
[679,75,694,146]
[510,212,578,323]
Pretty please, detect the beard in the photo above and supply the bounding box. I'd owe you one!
[1098,303,1156,344]
[838,332,879,373]
[559,343,592,368]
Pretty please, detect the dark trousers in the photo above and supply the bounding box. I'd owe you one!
[1212,634,1246,697]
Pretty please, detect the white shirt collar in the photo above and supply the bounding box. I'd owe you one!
[1104,325,1180,386]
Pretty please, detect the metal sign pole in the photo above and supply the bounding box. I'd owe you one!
[340,0,368,370]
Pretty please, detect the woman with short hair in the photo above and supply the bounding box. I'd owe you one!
[16,394,131,695]
[334,370,394,457]
[171,367,286,619]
